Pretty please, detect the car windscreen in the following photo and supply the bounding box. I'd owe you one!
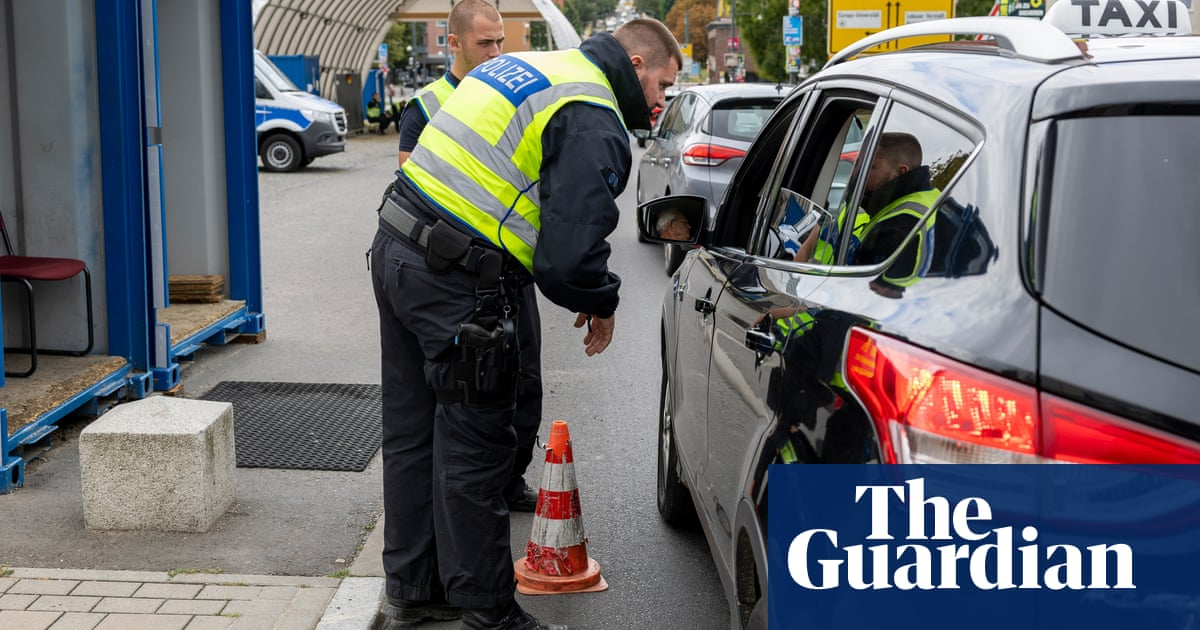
[255,52,302,93]
[1040,111,1200,372]
[709,98,783,142]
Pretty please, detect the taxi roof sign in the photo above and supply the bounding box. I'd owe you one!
[1043,0,1192,37]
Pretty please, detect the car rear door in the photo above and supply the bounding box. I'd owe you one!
[675,92,810,563]
[749,82,989,468]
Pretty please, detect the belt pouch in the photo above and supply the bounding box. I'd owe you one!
[425,220,472,272]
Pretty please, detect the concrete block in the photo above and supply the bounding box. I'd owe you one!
[79,396,237,532]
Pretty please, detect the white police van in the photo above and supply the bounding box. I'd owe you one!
[254,50,348,172]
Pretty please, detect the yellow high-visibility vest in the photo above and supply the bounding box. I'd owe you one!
[412,75,456,122]
[401,50,622,271]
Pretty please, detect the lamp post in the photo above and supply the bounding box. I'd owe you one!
[726,0,739,82]
[406,44,416,95]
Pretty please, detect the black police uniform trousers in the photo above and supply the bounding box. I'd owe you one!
[371,225,527,610]
[510,285,542,495]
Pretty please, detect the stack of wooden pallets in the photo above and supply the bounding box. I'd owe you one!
[168,275,224,303]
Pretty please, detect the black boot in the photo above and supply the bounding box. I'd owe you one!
[461,601,567,630]
[504,482,539,513]
[379,595,462,629]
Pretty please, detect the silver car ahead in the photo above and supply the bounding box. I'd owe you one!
[636,82,787,274]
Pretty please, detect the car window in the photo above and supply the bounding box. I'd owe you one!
[1039,111,1200,371]
[710,94,806,249]
[665,93,698,137]
[707,98,783,142]
[657,95,686,139]
[756,93,880,261]
[842,102,976,294]
[760,97,977,295]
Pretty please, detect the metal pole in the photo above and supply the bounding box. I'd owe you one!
[410,22,419,95]
[724,0,734,81]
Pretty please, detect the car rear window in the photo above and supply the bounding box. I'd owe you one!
[710,98,782,142]
[1040,113,1200,372]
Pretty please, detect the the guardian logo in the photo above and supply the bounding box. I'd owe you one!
[787,478,1135,591]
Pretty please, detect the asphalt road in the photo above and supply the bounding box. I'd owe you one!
[0,131,728,629]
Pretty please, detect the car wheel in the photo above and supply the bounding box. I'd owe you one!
[657,363,694,526]
[664,243,685,276]
[745,597,768,630]
[260,134,303,172]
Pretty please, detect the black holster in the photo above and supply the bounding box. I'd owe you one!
[454,316,519,405]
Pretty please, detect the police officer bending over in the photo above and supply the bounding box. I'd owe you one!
[392,0,543,520]
[369,18,681,630]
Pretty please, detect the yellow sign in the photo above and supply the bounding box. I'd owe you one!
[680,43,693,60]
[827,0,954,55]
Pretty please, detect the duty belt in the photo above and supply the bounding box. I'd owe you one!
[380,196,498,277]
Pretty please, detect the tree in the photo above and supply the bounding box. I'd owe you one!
[665,0,715,64]
[738,0,790,81]
[383,21,427,83]
[635,0,675,20]
[530,22,550,51]
[563,0,619,35]
[957,0,996,17]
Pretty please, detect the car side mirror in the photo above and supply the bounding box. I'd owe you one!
[637,195,706,245]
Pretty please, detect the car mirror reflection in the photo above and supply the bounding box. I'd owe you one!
[637,195,705,245]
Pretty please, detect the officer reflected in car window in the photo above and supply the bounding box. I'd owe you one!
[849,132,941,298]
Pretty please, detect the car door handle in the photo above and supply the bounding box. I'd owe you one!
[744,329,776,355]
[694,297,715,314]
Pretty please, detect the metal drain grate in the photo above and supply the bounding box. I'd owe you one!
[198,381,381,471]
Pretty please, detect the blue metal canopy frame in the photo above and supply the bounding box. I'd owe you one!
[0,0,266,493]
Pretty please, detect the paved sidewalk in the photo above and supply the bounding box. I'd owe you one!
[0,568,342,630]
[0,509,391,630]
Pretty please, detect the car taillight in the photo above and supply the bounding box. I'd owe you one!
[681,144,745,167]
[844,327,1200,465]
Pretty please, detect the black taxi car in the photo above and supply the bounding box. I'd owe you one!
[637,6,1200,629]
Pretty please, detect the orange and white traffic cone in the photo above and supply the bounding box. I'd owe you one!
[513,419,608,595]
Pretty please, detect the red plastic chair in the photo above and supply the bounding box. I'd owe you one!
[0,211,94,377]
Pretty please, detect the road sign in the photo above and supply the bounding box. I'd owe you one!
[783,15,804,45]
[680,43,693,59]
[828,0,953,55]
[378,43,388,64]
[996,0,1046,18]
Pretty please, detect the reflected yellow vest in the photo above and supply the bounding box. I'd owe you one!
[811,189,938,287]
[401,50,622,271]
